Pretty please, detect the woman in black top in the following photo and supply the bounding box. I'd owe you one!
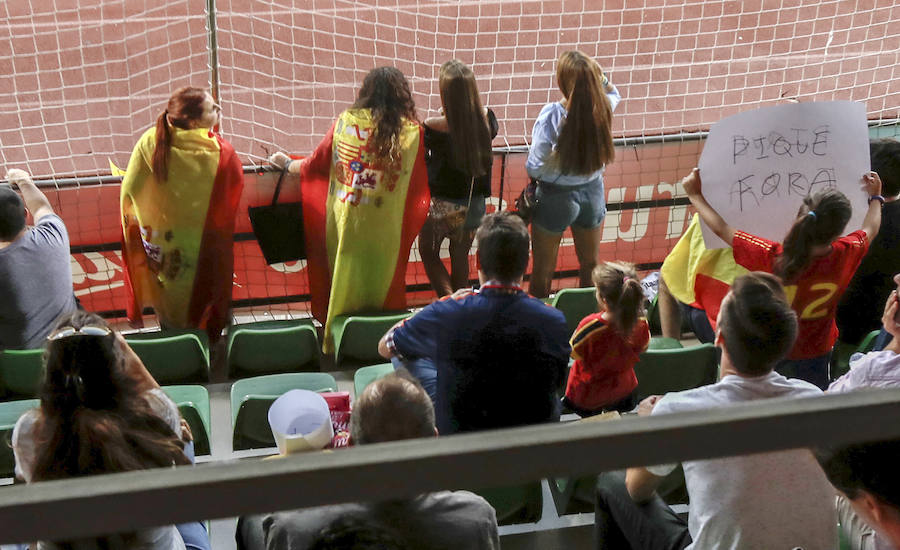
[419,60,499,296]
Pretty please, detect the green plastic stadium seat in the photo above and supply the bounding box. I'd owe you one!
[0,399,39,478]
[550,287,598,335]
[647,337,684,350]
[831,330,882,382]
[856,329,881,354]
[634,343,719,400]
[226,320,320,379]
[830,341,857,382]
[230,373,338,451]
[0,349,44,400]
[331,312,411,369]
[473,482,544,525]
[125,329,210,354]
[353,363,395,398]
[125,334,210,385]
[161,385,211,457]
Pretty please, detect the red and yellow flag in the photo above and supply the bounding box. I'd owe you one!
[120,127,244,340]
[661,214,747,331]
[300,109,429,353]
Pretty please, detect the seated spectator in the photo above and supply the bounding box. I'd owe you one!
[656,274,716,344]
[0,169,77,350]
[595,272,836,550]
[237,370,500,550]
[12,311,207,550]
[828,275,899,550]
[837,138,900,347]
[378,211,571,434]
[657,213,743,345]
[563,261,650,416]
[830,273,900,394]
[816,438,900,550]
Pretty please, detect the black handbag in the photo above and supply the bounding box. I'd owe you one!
[248,168,306,264]
[514,178,539,224]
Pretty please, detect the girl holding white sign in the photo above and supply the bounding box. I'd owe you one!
[525,51,620,298]
[682,167,883,389]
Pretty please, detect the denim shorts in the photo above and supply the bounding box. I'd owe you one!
[532,181,606,234]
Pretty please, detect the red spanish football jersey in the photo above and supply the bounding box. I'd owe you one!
[732,230,869,359]
[565,314,650,411]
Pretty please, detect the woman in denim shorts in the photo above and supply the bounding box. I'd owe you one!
[419,60,499,296]
[525,50,621,298]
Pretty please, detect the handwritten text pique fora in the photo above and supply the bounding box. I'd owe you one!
[729,126,836,212]
[697,101,869,249]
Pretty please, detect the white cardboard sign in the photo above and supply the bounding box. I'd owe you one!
[697,101,870,248]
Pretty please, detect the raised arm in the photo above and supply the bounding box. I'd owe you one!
[861,171,883,241]
[681,168,736,244]
[6,169,54,222]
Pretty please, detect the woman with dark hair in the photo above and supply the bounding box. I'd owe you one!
[11,311,203,549]
[269,67,429,352]
[683,167,884,389]
[120,86,244,343]
[418,60,499,296]
[525,51,620,298]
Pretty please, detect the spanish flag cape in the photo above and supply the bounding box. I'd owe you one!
[120,126,244,340]
[300,109,429,353]
[661,214,747,331]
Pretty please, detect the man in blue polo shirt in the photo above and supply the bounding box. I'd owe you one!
[379,212,571,435]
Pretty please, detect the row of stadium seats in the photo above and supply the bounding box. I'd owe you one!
[0,313,409,394]
[0,288,611,395]
[0,342,715,469]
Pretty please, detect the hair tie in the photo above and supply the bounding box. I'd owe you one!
[623,275,633,283]
[807,211,817,220]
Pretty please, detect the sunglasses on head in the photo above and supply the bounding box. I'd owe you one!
[47,325,112,341]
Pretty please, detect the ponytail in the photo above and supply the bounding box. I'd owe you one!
[555,51,615,175]
[774,188,851,283]
[149,87,209,183]
[151,110,172,183]
[593,261,644,336]
[613,277,644,336]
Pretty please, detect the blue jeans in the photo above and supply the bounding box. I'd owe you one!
[392,356,437,405]
[681,304,715,344]
[177,522,210,550]
[873,328,893,352]
[776,353,831,390]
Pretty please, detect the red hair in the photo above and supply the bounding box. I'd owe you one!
[151,86,208,182]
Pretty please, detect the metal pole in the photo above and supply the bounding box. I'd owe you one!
[205,0,221,103]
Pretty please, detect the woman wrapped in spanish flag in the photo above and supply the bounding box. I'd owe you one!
[269,67,429,353]
[120,86,244,342]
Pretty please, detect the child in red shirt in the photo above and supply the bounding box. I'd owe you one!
[563,262,650,416]
[682,167,883,389]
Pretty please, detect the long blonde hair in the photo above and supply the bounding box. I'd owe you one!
[438,60,492,178]
[555,51,615,175]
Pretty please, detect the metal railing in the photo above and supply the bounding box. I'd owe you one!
[1,389,899,544]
